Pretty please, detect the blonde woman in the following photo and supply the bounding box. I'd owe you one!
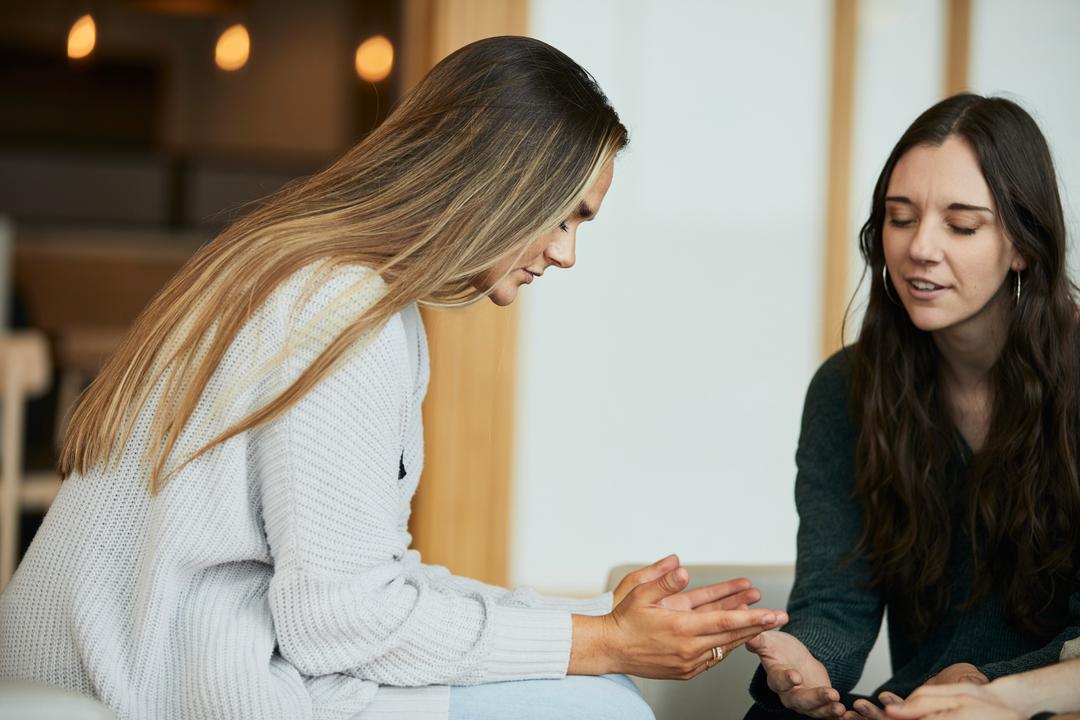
[0,37,784,720]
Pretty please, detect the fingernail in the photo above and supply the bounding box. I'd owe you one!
[761,613,776,625]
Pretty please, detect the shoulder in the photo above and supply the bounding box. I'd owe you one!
[272,262,387,329]
[259,261,412,377]
[798,346,858,453]
[804,347,854,412]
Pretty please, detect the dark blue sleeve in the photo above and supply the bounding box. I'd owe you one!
[977,569,1080,680]
[750,351,885,710]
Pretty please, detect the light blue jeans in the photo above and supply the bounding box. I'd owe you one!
[448,674,654,720]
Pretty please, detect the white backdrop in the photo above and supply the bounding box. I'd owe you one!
[513,0,1080,596]
[969,0,1080,276]
[516,0,831,593]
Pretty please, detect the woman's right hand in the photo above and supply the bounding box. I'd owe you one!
[570,566,787,680]
[746,630,846,718]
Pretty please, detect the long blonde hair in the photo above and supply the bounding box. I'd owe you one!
[61,36,628,492]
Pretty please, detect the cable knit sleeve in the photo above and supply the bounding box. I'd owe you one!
[255,271,574,687]
[407,554,612,616]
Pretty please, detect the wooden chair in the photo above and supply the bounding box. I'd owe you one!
[0,331,56,590]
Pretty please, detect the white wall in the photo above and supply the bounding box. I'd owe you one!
[968,0,1080,275]
[516,0,1080,597]
[517,0,832,593]
[845,0,946,341]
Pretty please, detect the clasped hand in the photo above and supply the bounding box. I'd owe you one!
[570,554,788,679]
[847,664,990,720]
[748,621,993,720]
[750,646,991,720]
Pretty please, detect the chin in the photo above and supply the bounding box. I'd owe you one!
[486,285,519,307]
[903,306,960,333]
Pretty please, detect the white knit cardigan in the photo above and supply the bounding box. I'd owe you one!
[0,264,611,720]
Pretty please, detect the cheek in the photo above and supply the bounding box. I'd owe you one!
[882,229,905,264]
[473,255,516,293]
[954,239,1011,288]
[528,232,558,260]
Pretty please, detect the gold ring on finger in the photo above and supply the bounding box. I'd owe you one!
[711,646,724,663]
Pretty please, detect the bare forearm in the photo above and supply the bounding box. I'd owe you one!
[992,659,1080,715]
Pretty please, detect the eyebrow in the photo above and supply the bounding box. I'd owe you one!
[576,200,596,221]
[885,196,994,215]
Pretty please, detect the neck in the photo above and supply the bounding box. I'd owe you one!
[932,292,1010,391]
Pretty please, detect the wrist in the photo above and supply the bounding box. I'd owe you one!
[568,614,616,675]
[992,673,1038,716]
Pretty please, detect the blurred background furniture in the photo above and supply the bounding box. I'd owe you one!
[0,681,116,719]
[12,229,200,447]
[0,331,53,590]
[606,564,891,720]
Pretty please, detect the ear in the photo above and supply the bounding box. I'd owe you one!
[1010,249,1028,272]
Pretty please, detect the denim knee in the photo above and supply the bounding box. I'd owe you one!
[448,674,655,720]
[593,675,654,720]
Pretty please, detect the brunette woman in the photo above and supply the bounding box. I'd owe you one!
[746,94,1080,719]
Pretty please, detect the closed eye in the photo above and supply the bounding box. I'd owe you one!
[888,218,915,228]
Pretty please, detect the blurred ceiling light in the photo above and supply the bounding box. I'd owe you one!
[125,0,246,14]
[215,24,250,71]
[355,35,393,82]
[67,14,96,60]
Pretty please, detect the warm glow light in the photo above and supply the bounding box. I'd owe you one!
[355,35,393,82]
[67,14,96,60]
[215,24,250,71]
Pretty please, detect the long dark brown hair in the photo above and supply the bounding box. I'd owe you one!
[849,94,1080,639]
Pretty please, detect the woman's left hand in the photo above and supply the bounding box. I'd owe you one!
[611,555,761,611]
[881,683,1022,720]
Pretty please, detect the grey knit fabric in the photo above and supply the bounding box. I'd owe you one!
[750,350,1080,711]
[0,264,611,720]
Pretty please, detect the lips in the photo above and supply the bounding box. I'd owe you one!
[910,278,943,291]
[906,276,949,299]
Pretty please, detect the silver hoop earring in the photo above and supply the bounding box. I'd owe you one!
[882,265,900,305]
[1015,269,1022,303]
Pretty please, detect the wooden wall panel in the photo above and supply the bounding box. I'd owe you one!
[945,0,972,95]
[401,0,527,586]
[822,0,858,358]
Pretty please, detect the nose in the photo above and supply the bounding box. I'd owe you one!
[545,228,576,269]
[908,220,944,265]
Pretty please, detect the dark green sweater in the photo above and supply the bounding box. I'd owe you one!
[750,350,1080,710]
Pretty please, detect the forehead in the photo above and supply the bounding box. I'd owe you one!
[583,159,615,209]
[887,135,994,207]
